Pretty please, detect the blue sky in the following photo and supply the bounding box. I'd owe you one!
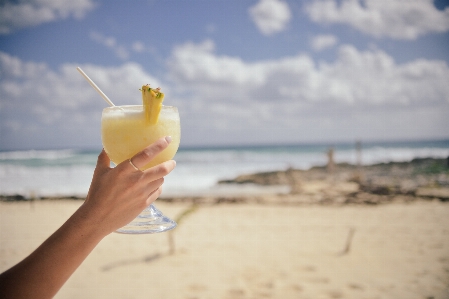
[1,0,449,150]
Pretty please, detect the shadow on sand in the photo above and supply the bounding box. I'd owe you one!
[100,204,199,272]
[101,252,167,272]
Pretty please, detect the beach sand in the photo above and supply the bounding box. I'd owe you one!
[1,199,448,299]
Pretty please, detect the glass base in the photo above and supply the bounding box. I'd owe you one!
[115,204,177,234]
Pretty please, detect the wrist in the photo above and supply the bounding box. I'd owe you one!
[68,203,110,242]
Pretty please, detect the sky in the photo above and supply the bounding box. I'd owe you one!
[0,0,449,151]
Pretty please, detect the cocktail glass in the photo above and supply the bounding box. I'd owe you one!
[101,105,180,234]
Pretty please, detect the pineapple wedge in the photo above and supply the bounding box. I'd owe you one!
[141,84,165,125]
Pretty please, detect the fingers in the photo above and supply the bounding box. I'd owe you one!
[146,186,163,206]
[111,137,176,207]
[142,160,176,181]
[129,136,173,171]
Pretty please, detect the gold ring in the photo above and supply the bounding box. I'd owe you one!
[128,159,141,172]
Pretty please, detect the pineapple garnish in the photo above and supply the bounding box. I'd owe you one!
[140,84,165,125]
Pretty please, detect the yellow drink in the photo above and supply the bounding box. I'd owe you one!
[101,105,180,170]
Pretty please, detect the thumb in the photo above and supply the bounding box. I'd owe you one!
[94,149,111,173]
[85,150,111,203]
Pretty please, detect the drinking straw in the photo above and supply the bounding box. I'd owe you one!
[76,67,115,107]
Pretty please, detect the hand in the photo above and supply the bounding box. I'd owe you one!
[0,137,177,299]
[77,136,176,236]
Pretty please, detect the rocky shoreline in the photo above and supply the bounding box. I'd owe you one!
[214,157,449,205]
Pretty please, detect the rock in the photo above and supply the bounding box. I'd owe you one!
[215,157,449,205]
[415,188,449,201]
[0,194,27,201]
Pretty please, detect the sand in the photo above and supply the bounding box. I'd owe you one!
[1,200,448,299]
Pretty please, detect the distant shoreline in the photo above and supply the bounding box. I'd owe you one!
[179,138,449,151]
[2,157,448,204]
[2,137,448,153]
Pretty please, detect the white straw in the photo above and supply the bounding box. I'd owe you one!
[77,67,115,107]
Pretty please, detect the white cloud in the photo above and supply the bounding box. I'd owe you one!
[305,0,449,40]
[132,41,145,53]
[169,40,449,106]
[249,0,291,35]
[0,0,96,34]
[311,34,338,51]
[167,40,449,144]
[130,40,159,60]
[89,31,129,60]
[168,40,266,90]
[0,51,162,149]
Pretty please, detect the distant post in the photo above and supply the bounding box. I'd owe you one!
[354,140,363,183]
[356,140,362,168]
[327,147,335,174]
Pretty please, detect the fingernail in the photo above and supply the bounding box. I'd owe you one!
[165,136,172,144]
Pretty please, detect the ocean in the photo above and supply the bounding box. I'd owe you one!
[1,139,448,198]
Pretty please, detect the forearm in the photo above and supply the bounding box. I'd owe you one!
[0,205,105,299]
